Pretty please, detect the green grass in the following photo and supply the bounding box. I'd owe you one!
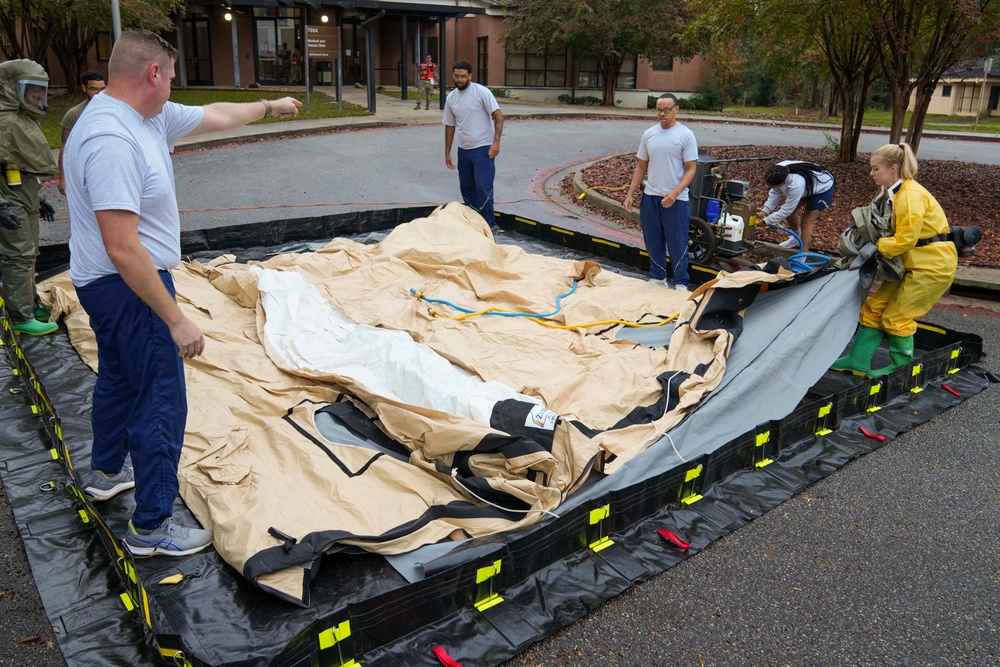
[712,105,1000,134]
[38,87,369,149]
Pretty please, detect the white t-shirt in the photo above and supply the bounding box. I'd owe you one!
[442,82,500,150]
[762,159,835,223]
[65,95,203,287]
[637,122,699,200]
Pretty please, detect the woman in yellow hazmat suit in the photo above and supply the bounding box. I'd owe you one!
[832,142,957,377]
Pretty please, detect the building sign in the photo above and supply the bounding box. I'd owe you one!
[307,25,339,59]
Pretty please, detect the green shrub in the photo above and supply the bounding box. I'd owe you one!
[558,94,602,106]
[490,87,512,99]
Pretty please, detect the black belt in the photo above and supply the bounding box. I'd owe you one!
[915,233,951,247]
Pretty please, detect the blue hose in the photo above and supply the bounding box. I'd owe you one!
[767,224,832,273]
[410,280,579,318]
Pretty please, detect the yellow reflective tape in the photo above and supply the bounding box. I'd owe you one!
[551,226,574,236]
[911,364,922,377]
[815,428,832,437]
[120,592,134,611]
[50,449,59,460]
[681,493,702,505]
[869,382,882,396]
[514,216,537,226]
[950,348,961,359]
[78,509,90,524]
[917,323,947,335]
[476,560,501,584]
[123,559,138,584]
[910,386,924,394]
[334,620,351,642]
[592,237,620,248]
[818,403,832,418]
[589,505,610,525]
[31,404,38,414]
[475,594,504,612]
[318,627,336,651]
[866,405,882,413]
[947,368,960,374]
[684,465,702,482]
[755,431,770,447]
[589,536,615,552]
[639,249,649,257]
[755,458,773,468]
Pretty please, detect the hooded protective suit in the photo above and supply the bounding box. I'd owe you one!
[0,59,58,328]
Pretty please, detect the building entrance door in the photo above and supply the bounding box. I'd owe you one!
[182,18,212,85]
[254,11,300,85]
[341,20,367,86]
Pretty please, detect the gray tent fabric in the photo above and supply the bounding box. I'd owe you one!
[42,204,805,605]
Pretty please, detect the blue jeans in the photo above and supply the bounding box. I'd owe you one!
[640,194,690,286]
[77,271,186,530]
[457,145,496,226]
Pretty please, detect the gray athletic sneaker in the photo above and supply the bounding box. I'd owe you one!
[84,464,135,501]
[124,518,214,557]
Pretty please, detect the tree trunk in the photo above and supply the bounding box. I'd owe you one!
[600,54,623,106]
[906,80,937,154]
[837,81,855,163]
[887,82,911,144]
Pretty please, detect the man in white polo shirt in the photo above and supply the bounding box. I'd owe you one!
[443,59,504,229]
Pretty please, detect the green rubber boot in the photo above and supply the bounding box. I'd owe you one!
[869,334,914,377]
[831,325,883,377]
[13,319,58,336]
[33,307,50,322]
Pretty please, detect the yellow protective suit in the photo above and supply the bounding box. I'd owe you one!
[859,178,957,337]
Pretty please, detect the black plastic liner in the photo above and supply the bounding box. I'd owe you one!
[1,207,995,666]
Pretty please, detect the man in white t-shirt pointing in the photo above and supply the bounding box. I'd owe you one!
[443,60,504,229]
[64,29,302,557]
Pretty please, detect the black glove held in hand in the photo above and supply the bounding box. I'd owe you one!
[0,205,21,230]
[39,200,55,223]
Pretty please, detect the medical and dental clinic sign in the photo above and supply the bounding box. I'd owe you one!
[306,25,338,59]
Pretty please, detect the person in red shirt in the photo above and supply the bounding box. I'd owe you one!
[416,53,436,110]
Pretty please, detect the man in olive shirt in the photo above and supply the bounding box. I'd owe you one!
[58,70,106,195]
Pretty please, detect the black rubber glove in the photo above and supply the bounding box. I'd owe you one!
[39,200,55,223]
[0,205,21,230]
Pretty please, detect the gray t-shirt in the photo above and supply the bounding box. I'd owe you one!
[65,94,203,287]
[636,122,699,200]
[442,82,500,150]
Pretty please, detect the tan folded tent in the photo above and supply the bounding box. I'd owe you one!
[43,203,791,605]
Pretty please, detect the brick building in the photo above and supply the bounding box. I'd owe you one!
[40,0,710,109]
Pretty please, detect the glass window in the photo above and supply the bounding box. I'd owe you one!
[652,58,673,71]
[505,49,568,87]
[96,33,112,61]
[942,84,952,97]
[477,37,488,84]
[578,56,636,89]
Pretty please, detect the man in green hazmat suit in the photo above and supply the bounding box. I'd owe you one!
[0,59,59,336]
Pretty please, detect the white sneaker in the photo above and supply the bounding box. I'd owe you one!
[673,284,691,292]
[648,278,667,286]
[778,238,799,249]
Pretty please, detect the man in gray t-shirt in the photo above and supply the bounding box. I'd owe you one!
[624,93,698,290]
[443,59,504,229]
[64,29,302,557]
